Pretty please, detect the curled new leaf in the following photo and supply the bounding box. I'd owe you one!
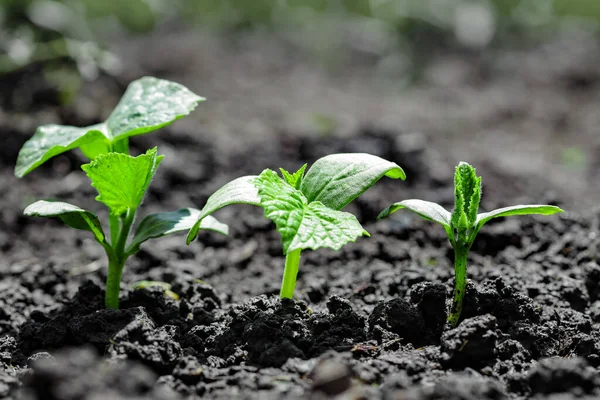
[301,153,405,210]
[24,200,106,244]
[280,164,307,189]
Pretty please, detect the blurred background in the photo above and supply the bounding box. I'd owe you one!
[1,0,600,210]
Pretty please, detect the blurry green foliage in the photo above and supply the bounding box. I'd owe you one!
[2,0,600,107]
[561,147,588,170]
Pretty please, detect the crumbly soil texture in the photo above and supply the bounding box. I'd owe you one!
[2,35,600,400]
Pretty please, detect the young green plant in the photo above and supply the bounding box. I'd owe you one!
[15,77,228,309]
[378,162,563,326]
[186,154,406,299]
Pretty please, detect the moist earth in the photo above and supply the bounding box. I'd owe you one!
[1,34,600,399]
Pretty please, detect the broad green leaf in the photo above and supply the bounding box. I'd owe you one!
[254,169,306,252]
[82,147,163,215]
[129,208,228,254]
[288,201,368,253]
[186,176,261,244]
[15,77,204,178]
[476,205,564,228]
[254,169,368,254]
[377,199,452,229]
[24,200,105,244]
[300,153,405,211]
[280,164,307,189]
[106,76,204,141]
[15,124,108,178]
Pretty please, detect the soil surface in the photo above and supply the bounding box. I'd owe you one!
[1,29,600,399]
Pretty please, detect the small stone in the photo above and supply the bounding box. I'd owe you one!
[310,358,353,396]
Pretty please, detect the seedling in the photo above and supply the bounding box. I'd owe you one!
[186,154,406,299]
[15,77,228,309]
[378,162,563,326]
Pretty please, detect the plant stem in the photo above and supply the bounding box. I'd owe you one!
[280,249,302,299]
[448,244,468,326]
[105,256,125,309]
[104,209,136,309]
[114,209,135,258]
[109,214,120,245]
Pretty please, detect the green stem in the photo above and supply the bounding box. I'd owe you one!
[448,244,468,326]
[280,249,302,299]
[109,214,120,245]
[105,209,136,309]
[105,256,125,309]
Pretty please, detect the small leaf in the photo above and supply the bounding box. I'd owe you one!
[280,163,307,189]
[24,200,105,244]
[129,208,228,254]
[254,169,368,253]
[131,280,179,300]
[15,124,108,178]
[15,77,203,178]
[301,153,405,211]
[378,199,452,228]
[132,280,172,290]
[476,205,564,228]
[186,176,261,244]
[106,76,204,141]
[82,147,163,215]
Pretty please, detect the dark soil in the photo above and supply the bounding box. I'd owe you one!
[1,30,600,399]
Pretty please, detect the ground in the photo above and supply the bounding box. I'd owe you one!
[1,28,599,399]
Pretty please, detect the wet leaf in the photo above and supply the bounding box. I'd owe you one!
[15,77,203,177]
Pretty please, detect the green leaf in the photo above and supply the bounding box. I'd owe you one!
[15,124,108,178]
[377,199,452,228]
[24,200,106,244]
[289,201,368,253]
[254,169,306,252]
[451,162,481,229]
[129,208,228,254]
[254,169,368,253]
[106,76,204,141]
[280,164,307,189]
[82,147,163,215]
[15,77,204,178]
[476,205,564,228]
[186,176,261,244]
[300,153,405,210]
